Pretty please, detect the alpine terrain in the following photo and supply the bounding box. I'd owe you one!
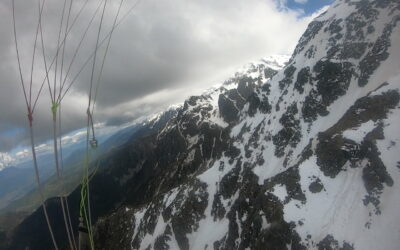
[1,0,400,249]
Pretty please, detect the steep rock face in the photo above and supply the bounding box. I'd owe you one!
[94,1,400,249]
[92,56,290,249]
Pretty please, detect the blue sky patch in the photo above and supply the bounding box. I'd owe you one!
[285,0,335,16]
[1,127,24,137]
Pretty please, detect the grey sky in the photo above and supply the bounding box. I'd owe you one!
[0,0,326,153]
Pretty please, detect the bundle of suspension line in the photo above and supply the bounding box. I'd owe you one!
[11,0,141,249]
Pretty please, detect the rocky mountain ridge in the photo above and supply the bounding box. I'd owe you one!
[94,0,400,249]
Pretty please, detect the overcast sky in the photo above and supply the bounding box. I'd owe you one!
[0,0,332,155]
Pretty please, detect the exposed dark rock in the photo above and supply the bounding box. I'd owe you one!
[247,93,261,117]
[279,65,297,90]
[265,167,306,203]
[245,121,264,156]
[261,83,271,95]
[327,90,400,134]
[225,144,241,161]
[362,126,393,215]
[316,133,353,178]
[259,95,272,114]
[305,45,316,59]
[302,89,329,123]
[292,20,326,57]
[301,60,354,123]
[237,76,257,100]
[170,181,208,250]
[94,207,136,250]
[211,193,226,221]
[325,18,343,35]
[313,60,354,106]
[359,18,399,86]
[219,160,241,199]
[264,68,278,79]
[218,94,239,124]
[309,178,324,193]
[273,103,302,157]
[214,168,306,250]
[186,96,201,107]
[154,225,173,250]
[317,234,354,250]
[340,42,368,59]
[294,67,312,94]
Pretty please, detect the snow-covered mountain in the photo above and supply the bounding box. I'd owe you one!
[93,1,400,249]
[2,0,400,249]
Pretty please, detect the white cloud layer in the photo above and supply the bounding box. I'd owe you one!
[0,0,329,153]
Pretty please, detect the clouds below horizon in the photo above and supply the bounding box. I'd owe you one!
[0,0,329,152]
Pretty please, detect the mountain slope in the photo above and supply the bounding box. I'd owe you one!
[0,106,186,249]
[0,54,287,250]
[93,1,400,249]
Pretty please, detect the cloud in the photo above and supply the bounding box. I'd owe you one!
[294,0,308,4]
[0,0,326,153]
[0,152,15,170]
